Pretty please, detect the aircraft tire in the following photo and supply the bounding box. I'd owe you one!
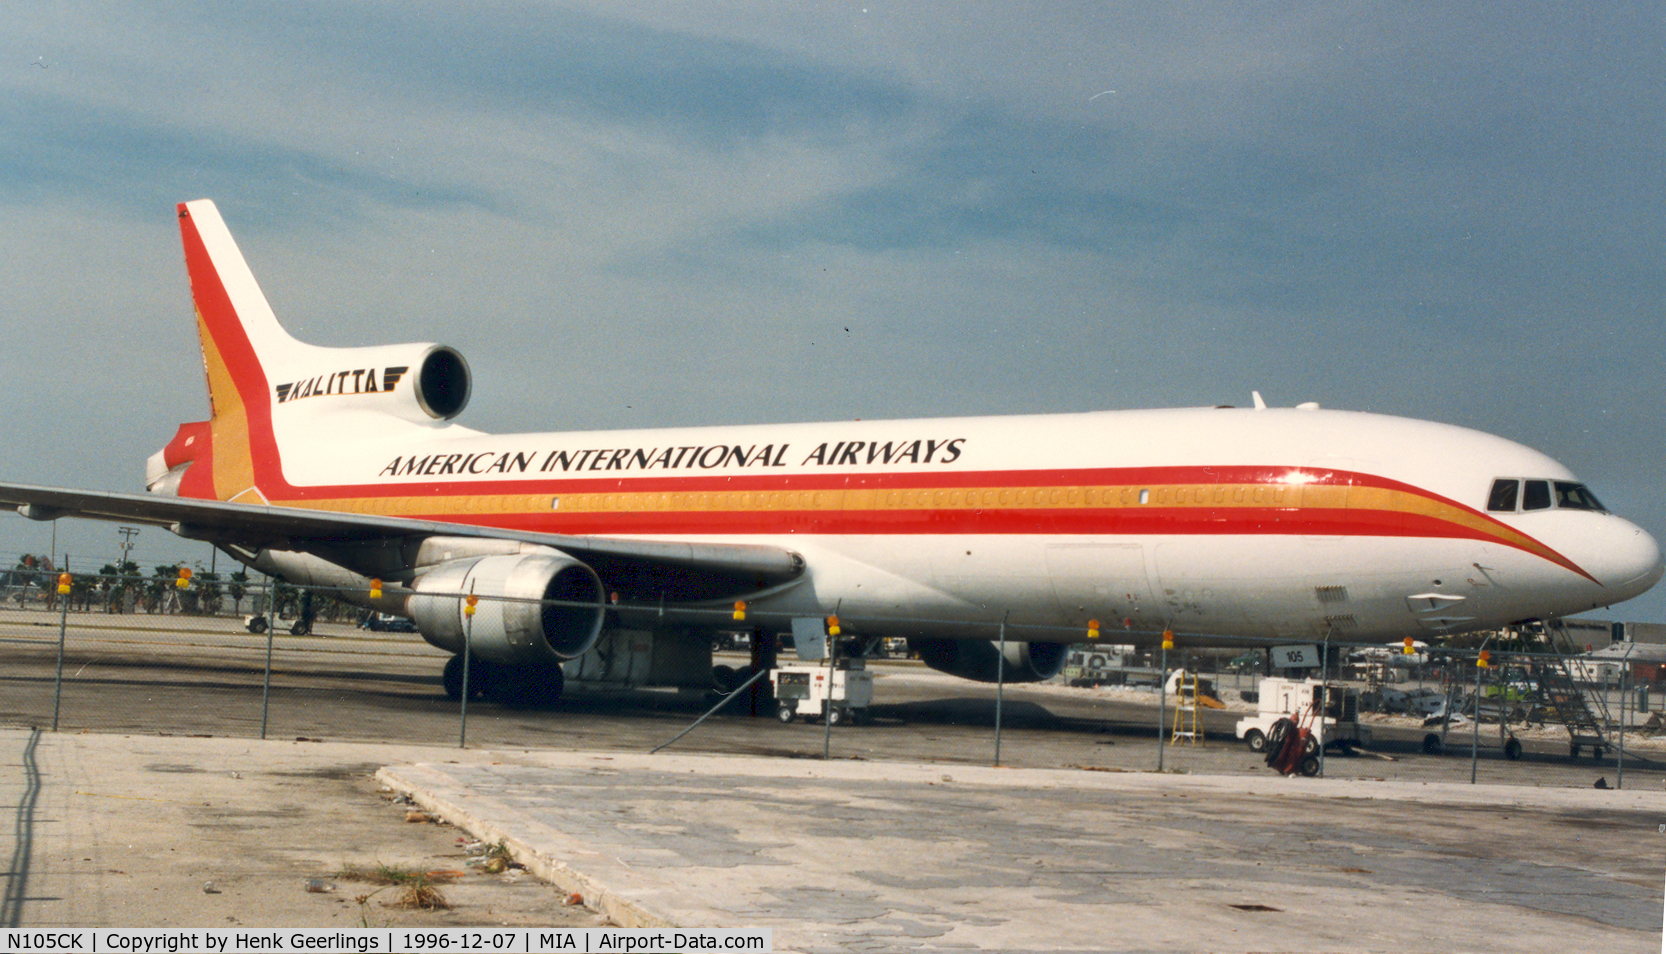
[1244,729,1266,753]
[485,664,550,708]
[442,655,495,701]
[442,655,468,700]
[712,664,737,694]
[442,657,461,699]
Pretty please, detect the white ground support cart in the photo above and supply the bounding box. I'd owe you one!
[771,659,874,725]
[1236,677,1370,754]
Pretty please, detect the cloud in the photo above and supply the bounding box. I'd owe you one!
[2,1,1663,620]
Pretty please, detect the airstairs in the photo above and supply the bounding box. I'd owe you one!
[1526,623,1610,759]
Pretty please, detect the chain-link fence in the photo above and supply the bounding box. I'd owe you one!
[0,563,1661,791]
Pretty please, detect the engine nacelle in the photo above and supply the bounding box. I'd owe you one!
[408,551,604,665]
[909,638,1070,683]
[267,341,472,424]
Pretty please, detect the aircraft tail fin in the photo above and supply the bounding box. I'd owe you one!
[154,201,472,503]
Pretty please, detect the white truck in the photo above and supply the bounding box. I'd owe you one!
[771,659,874,725]
[1236,676,1370,753]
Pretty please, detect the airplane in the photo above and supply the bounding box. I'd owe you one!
[0,199,1658,707]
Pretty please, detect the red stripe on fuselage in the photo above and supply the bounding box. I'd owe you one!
[218,463,1373,501]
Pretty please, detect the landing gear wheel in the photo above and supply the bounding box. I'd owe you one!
[442,655,470,700]
[489,664,564,708]
[1504,737,1523,761]
[443,656,498,701]
[776,704,796,724]
[1423,733,1444,755]
[1244,729,1267,753]
[712,664,737,694]
[537,664,566,706]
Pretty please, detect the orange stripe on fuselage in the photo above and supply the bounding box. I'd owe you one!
[248,469,1591,582]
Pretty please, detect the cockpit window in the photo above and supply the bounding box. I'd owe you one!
[1487,479,1519,512]
[1522,480,1552,511]
[1555,481,1606,512]
[1489,477,1609,514]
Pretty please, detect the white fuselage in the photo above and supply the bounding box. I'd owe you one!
[252,400,1662,644]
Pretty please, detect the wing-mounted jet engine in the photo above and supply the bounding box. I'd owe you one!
[409,550,605,704]
[908,637,1070,683]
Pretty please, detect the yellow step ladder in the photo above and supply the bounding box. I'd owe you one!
[1171,671,1202,745]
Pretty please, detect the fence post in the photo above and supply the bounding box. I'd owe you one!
[459,592,477,748]
[51,564,70,731]
[1158,641,1167,773]
[1617,657,1628,789]
[994,615,1007,768]
[260,578,275,740]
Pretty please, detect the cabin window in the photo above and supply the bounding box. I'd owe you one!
[1487,479,1518,512]
[1522,480,1552,511]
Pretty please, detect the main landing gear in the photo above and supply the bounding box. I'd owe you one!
[441,655,565,708]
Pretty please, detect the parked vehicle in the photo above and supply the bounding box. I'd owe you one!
[1236,677,1370,754]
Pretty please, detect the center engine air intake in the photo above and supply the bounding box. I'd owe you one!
[408,551,604,664]
[412,345,471,420]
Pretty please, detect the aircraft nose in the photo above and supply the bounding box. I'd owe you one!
[1589,519,1664,601]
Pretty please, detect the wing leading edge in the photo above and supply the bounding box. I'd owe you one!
[0,481,805,585]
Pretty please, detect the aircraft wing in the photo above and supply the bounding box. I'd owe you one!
[0,482,805,584]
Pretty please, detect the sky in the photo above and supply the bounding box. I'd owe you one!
[2,2,1663,622]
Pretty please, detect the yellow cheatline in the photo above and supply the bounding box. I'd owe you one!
[295,481,1353,519]
[196,313,257,500]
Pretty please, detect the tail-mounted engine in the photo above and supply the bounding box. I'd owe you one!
[409,550,605,665]
[909,638,1069,683]
[266,341,472,424]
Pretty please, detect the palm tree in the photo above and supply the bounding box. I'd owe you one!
[228,570,249,615]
